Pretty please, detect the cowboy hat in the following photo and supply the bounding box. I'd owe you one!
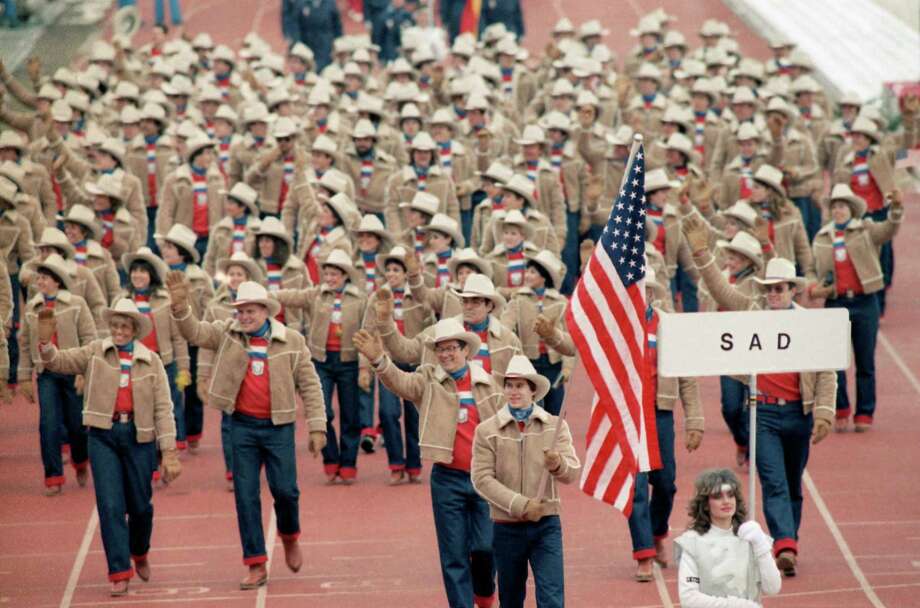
[85,173,126,202]
[722,201,758,228]
[514,125,546,147]
[185,133,215,159]
[0,130,27,151]
[526,249,563,290]
[222,182,260,215]
[0,160,25,190]
[849,116,881,143]
[156,223,201,263]
[503,354,551,401]
[477,161,514,184]
[424,317,481,356]
[644,266,670,300]
[496,208,534,240]
[218,251,263,282]
[752,164,786,197]
[315,171,349,196]
[735,122,761,142]
[502,174,536,207]
[62,204,103,241]
[456,272,503,308]
[36,253,75,292]
[231,280,282,317]
[250,216,291,251]
[351,118,378,139]
[828,183,867,219]
[321,248,363,285]
[399,191,440,216]
[376,245,410,272]
[311,134,338,155]
[37,227,75,259]
[716,231,764,269]
[123,247,169,282]
[420,213,465,247]
[103,297,153,339]
[409,132,437,152]
[325,192,357,227]
[753,257,805,289]
[447,248,493,279]
[354,213,391,243]
[645,168,678,193]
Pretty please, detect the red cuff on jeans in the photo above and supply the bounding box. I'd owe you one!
[773,538,798,557]
[835,408,851,420]
[854,414,873,425]
[131,553,148,563]
[633,547,657,560]
[474,592,496,608]
[279,531,300,542]
[339,467,357,480]
[323,464,340,476]
[243,555,268,566]
[108,568,133,582]
[45,475,65,487]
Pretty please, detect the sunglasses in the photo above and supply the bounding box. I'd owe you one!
[434,344,462,354]
[765,284,790,294]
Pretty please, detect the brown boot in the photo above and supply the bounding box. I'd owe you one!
[135,557,150,582]
[44,484,63,497]
[775,550,797,576]
[240,564,268,589]
[110,579,129,596]
[835,418,848,433]
[282,537,302,572]
[76,467,89,487]
[635,557,654,582]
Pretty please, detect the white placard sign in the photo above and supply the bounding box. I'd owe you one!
[658,309,851,377]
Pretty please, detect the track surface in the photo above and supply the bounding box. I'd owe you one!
[1,1,919,606]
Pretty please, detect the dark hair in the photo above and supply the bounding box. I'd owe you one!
[37,268,66,289]
[686,468,747,535]
[154,23,168,34]
[255,235,290,264]
[64,221,90,239]
[456,262,481,276]
[384,258,407,272]
[128,260,163,291]
[527,260,554,289]
[228,196,251,215]
[504,376,537,393]
[188,146,210,166]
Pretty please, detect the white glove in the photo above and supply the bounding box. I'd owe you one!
[737,521,772,557]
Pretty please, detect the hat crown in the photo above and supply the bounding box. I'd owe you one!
[505,354,540,378]
[166,223,198,246]
[235,281,271,303]
[521,125,545,143]
[762,258,797,281]
[725,201,757,226]
[40,226,71,248]
[323,248,354,270]
[257,215,286,235]
[461,273,497,298]
[357,214,385,232]
[409,191,440,214]
[110,297,144,316]
[830,183,856,200]
[228,182,258,205]
[645,168,672,191]
[754,164,784,192]
[432,318,469,342]
[410,132,436,150]
[65,203,97,224]
[736,122,760,141]
[730,230,762,254]
[505,174,535,198]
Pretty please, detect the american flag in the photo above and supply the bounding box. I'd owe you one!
[565,143,661,516]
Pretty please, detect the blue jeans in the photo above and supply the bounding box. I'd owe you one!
[163,362,185,446]
[755,402,812,554]
[194,237,208,264]
[184,346,203,443]
[671,266,698,312]
[461,207,473,247]
[221,412,233,479]
[791,196,820,243]
[230,413,300,564]
[720,376,749,449]
[38,371,87,485]
[867,207,893,315]
[627,409,675,558]
[88,422,156,580]
[378,362,420,472]
[145,207,159,254]
[533,355,564,416]
[358,379,376,437]
[561,210,581,295]
[154,0,182,25]
[493,516,565,608]
[826,294,879,421]
[430,464,496,607]
[7,272,20,384]
[314,353,360,476]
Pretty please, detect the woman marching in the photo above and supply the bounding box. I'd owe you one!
[252,217,309,331]
[674,469,781,607]
[36,298,181,595]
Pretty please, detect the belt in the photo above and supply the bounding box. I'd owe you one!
[756,396,789,405]
[112,412,134,423]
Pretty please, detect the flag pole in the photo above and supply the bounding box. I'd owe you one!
[534,133,646,502]
[748,373,758,519]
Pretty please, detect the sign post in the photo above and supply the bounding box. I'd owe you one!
[658,308,850,517]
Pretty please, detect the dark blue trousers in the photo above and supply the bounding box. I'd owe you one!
[826,294,879,421]
[163,362,185,446]
[314,353,360,475]
[493,515,565,608]
[38,371,87,485]
[7,272,20,384]
[867,207,894,316]
[533,355,564,416]
[184,346,204,443]
[88,422,156,580]
[230,413,300,564]
[430,464,496,607]
[378,363,420,472]
[755,402,812,554]
[672,266,698,312]
[627,409,676,558]
[720,376,749,449]
[145,207,159,254]
[221,412,233,479]
[561,210,582,295]
[358,378,376,438]
[791,196,821,242]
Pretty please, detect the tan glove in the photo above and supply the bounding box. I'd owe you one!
[585,174,604,205]
[887,188,903,210]
[37,309,56,343]
[358,367,372,392]
[354,329,385,362]
[19,381,34,403]
[767,114,784,139]
[682,215,710,254]
[534,314,555,341]
[374,288,394,324]
[523,499,549,522]
[161,448,182,484]
[579,239,595,269]
[308,430,327,456]
[74,375,85,395]
[404,252,421,278]
[543,449,562,472]
[685,430,703,452]
[812,418,831,445]
[175,369,192,391]
[166,270,190,313]
[753,216,771,246]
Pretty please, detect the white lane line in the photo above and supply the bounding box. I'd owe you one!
[59,507,98,608]
[838,520,920,526]
[803,471,886,608]
[255,510,278,608]
[652,562,674,608]
[878,331,920,398]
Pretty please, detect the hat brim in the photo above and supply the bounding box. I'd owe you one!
[102,309,153,339]
[221,190,260,215]
[753,177,786,198]
[503,373,551,402]
[217,257,263,281]
[231,297,282,317]
[254,227,293,250]
[321,259,363,286]
[448,257,492,280]
[502,186,535,207]
[35,261,74,292]
[63,213,104,241]
[829,194,867,219]
[420,224,465,247]
[155,233,201,264]
[753,275,806,290]
[716,240,764,269]
[526,256,562,290]
[425,330,482,358]
[122,251,168,282]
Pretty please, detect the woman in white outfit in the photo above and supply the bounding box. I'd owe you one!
[675,469,781,607]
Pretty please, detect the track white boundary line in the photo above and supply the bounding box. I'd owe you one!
[878,331,920,398]
[255,510,278,608]
[652,562,675,608]
[803,471,886,608]
[59,507,98,608]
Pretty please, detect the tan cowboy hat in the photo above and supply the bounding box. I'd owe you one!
[321,248,363,284]
[0,130,26,152]
[456,272,503,308]
[716,231,764,269]
[496,208,534,241]
[232,280,282,317]
[575,89,600,109]
[424,317,481,356]
[665,132,693,156]
[514,125,546,147]
[354,213,392,243]
[420,213,465,247]
[410,132,437,152]
[222,182,260,215]
[526,249,563,290]
[828,183,867,218]
[765,97,795,121]
[325,192,358,227]
[543,111,572,134]
[123,247,169,282]
[272,116,298,139]
[352,118,378,139]
[447,248,492,279]
[644,266,669,300]
[50,100,73,123]
[477,161,514,183]
[849,116,881,143]
[120,105,142,125]
[103,297,153,339]
[754,258,805,290]
[63,204,103,241]
[503,354,551,401]
[36,253,75,292]
[376,245,410,272]
[723,201,758,228]
[139,102,168,125]
[315,171,349,196]
[399,191,440,215]
[645,168,678,193]
[241,103,270,125]
[156,223,201,263]
[37,227,75,259]
[97,138,127,167]
[502,174,536,207]
[752,164,786,197]
[731,86,757,105]
[735,122,761,142]
[218,251,263,282]
[312,134,338,155]
[429,108,455,127]
[214,104,239,124]
[636,62,663,83]
[254,216,293,250]
[85,173,126,203]
[0,160,25,190]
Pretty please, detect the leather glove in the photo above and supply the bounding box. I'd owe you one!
[175,369,192,391]
[358,367,372,392]
[74,374,85,395]
[533,314,555,340]
[812,418,831,445]
[308,430,327,456]
[403,253,421,278]
[737,520,772,557]
[682,215,710,254]
[161,448,182,484]
[166,270,190,313]
[373,289,394,324]
[522,499,548,522]
[685,429,703,452]
[354,329,385,363]
[543,449,562,473]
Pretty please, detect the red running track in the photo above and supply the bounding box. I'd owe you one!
[2,1,919,606]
